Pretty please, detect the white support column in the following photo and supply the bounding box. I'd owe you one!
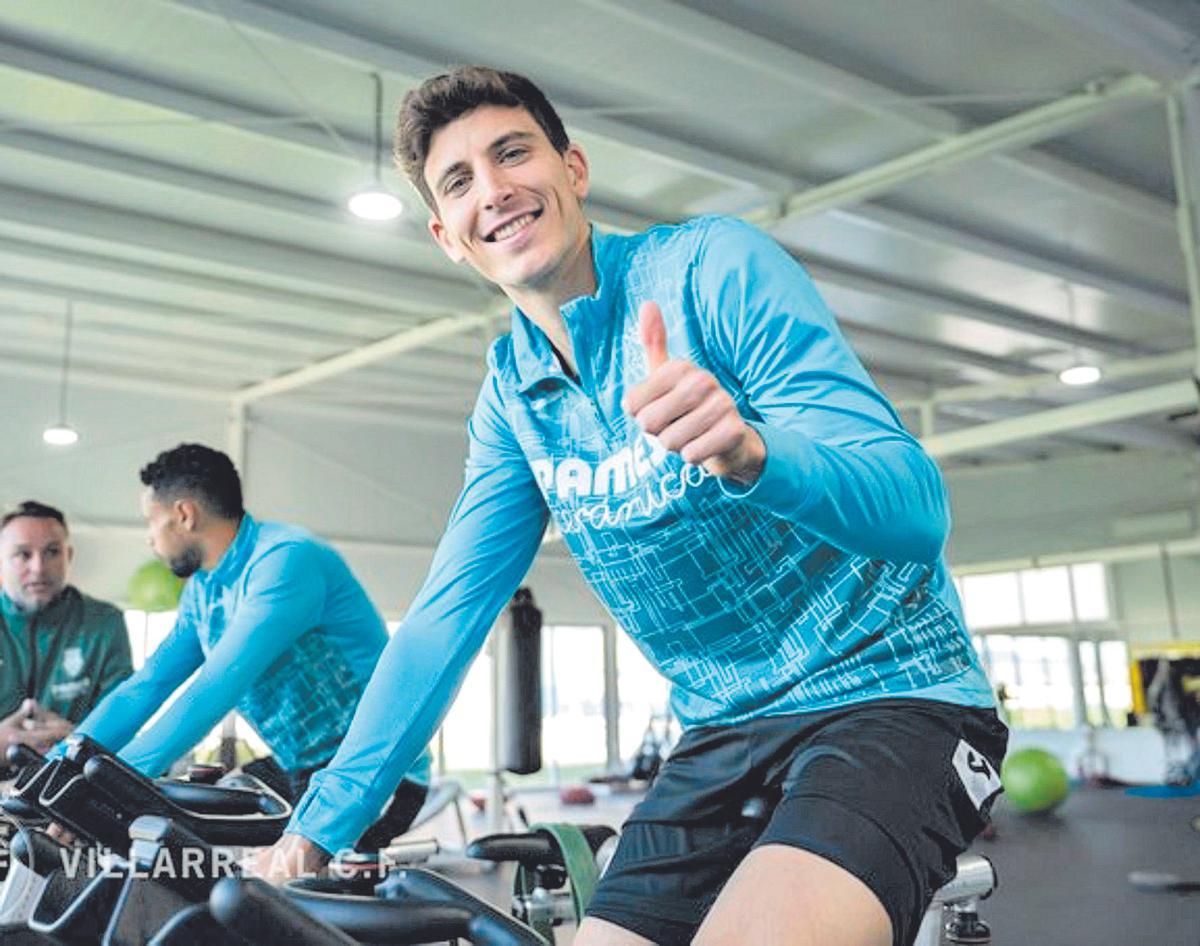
[922,380,1197,458]
[227,401,248,476]
[602,625,621,773]
[1165,90,1200,378]
[231,313,496,407]
[1066,634,1089,729]
[219,400,249,771]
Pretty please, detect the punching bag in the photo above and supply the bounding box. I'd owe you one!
[495,587,543,775]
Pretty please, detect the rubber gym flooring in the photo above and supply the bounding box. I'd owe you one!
[421,783,1200,945]
[973,785,1200,946]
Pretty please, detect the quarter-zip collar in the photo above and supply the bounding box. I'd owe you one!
[205,514,257,587]
[510,225,619,394]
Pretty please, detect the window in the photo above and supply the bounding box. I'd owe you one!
[958,562,1110,631]
[436,624,608,789]
[616,632,672,764]
[123,609,270,766]
[1070,563,1110,621]
[541,625,607,782]
[961,572,1022,629]
[123,609,178,670]
[438,648,493,777]
[1019,567,1073,624]
[977,634,1076,729]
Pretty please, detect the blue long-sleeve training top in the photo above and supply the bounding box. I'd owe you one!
[290,214,993,853]
[73,515,431,783]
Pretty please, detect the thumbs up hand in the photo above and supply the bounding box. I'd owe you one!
[622,301,765,485]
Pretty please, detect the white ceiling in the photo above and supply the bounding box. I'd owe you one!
[0,0,1197,468]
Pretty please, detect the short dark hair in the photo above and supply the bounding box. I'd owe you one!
[395,66,569,210]
[1,500,68,534]
[140,443,244,521]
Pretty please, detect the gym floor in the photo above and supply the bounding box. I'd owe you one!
[416,783,1200,945]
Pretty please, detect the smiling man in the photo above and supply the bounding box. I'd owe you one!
[269,68,1006,946]
[0,501,131,759]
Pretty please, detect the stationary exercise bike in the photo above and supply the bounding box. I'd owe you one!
[0,736,290,945]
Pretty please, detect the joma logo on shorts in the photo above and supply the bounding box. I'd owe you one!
[530,434,669,500]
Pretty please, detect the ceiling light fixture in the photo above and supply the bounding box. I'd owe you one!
[1057,364,1102,386]
[43,301,79,446]
[348,71,403,221]
[1058,284,1102,388]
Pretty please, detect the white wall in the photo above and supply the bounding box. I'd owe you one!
[1109,554,1200,645]
[944,450,1199,566]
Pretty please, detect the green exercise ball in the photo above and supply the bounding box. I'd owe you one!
[1001,747,1070,814]
[127,559,184,612]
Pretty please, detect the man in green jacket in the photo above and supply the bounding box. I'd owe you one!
[1,501,132,759]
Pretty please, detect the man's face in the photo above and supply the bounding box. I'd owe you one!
[0,516,73,611]
[140,488,202,579]
[424,105,591,294]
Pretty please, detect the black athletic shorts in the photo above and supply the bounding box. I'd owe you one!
[586,699,1008,946]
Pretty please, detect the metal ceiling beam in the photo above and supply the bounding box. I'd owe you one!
[922,379,1198,457]
[0,183,1120,389]
[5,8,1184,330]
[8,125,1186,338]
[231,312,497,406]
[1008,0,1200,85]
[168,0,797,195]
[0,35,374,162]
[12,119,1181,344]
[0,125,651,253]
[0,234,413,335]
[0,349,228,401]
[170,0,1187,293]
[0,272,371,356]
[764,74,1161,223]
[0,351,473,437]
[805,258,1146,355]
[896,350,1196,408]
[834,203,1190,321]
[933,396,1195,453]
[579,0,956,132]
[0,4,1180,410]
[0,330,256,389]
[260,398,467,435]
[0,183,485,310]
[0,128,380,231]
[7,116,1187,328]
[846,322,1044,378]
[0,310,299,377]
[0,30,731,239]
[578,0,1177,228]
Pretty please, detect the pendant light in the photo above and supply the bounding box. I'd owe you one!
[43,302,79,446]
[1057,284,1102,387]
[348,72,403,221]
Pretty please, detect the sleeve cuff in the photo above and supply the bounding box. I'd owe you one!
[716,420,821,516]
[288,772,358,856]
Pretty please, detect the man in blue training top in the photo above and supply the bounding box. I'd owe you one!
[264,68,1007,946]
[69,442,431,852]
